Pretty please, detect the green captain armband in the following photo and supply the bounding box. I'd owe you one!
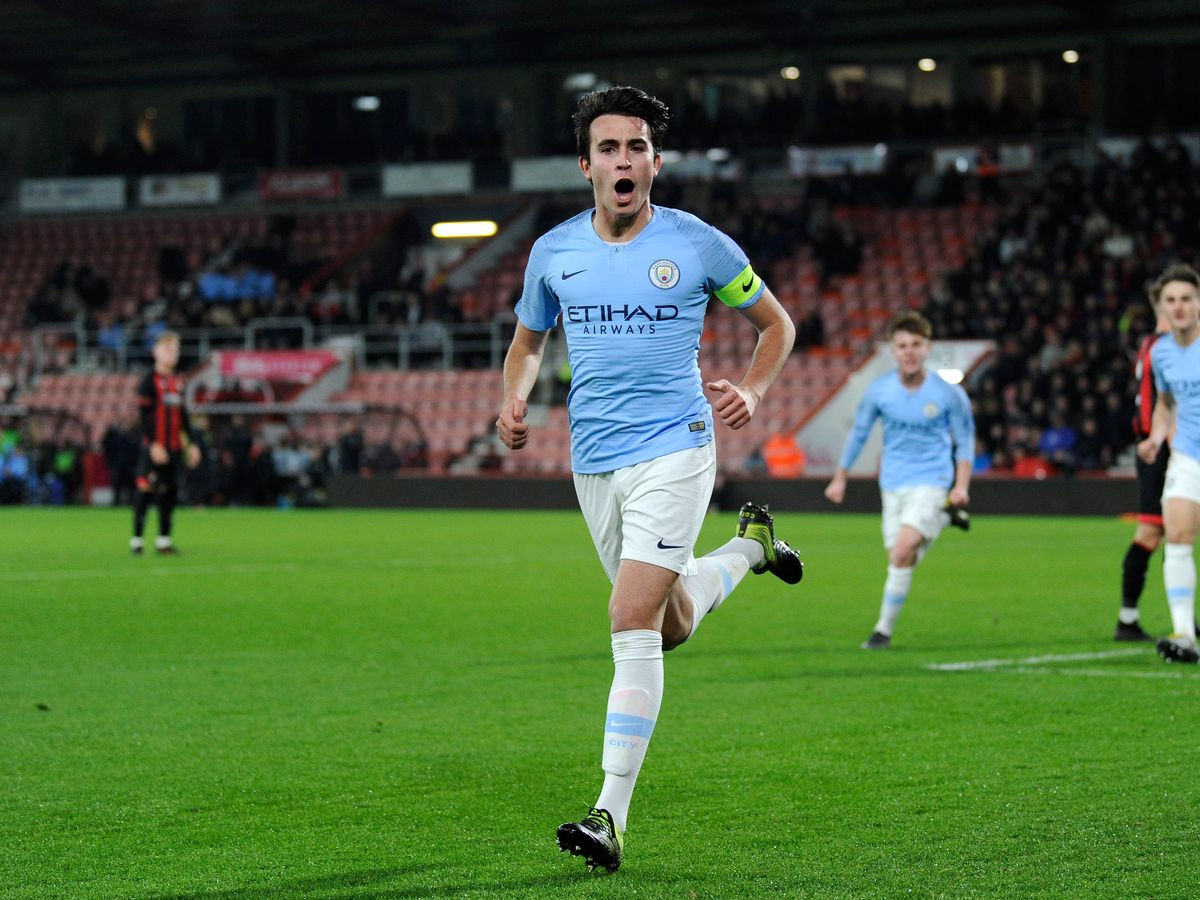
[714,264,762,307]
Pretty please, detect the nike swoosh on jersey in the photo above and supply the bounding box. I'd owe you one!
[657,538,684,549]
[562,269,587,280]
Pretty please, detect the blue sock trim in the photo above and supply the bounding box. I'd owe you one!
[605,713,656,739]
[718,563,734,598]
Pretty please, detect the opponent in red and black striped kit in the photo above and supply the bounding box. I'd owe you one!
[1116,305,1171,641]
[132,332,200,555]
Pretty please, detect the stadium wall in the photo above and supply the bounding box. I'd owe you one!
[327,475,1140,517]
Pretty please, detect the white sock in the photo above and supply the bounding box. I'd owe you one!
[594,630,663,833]
[1118,607,1141,625]
[155,536,173,550]
[130,537,143,550]
[1164,543,1196,640]
[681,540,756,636]
[874,565,913,636]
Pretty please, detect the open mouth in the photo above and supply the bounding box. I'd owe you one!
[614,178,635,201]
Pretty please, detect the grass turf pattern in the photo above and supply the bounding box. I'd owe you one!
[2,507,1197,897]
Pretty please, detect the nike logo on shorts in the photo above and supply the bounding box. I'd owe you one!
[657,538,684,550]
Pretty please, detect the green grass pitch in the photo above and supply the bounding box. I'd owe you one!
[3,505,1198,898]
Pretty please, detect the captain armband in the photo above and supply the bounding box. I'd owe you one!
[714,264,762,307]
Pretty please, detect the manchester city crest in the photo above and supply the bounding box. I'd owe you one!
[649,259,680,289]
[923,402,940,418]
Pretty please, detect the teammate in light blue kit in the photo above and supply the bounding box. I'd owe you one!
[1137,264,1200,663]
[825,311,974,649]
[496,86,802,874]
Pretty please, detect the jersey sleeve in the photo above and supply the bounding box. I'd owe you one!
[948,384,976,466]
[1152,342,1170,395]
[672,211,765,309]
[838,381,881,470]
[514,236,561,332]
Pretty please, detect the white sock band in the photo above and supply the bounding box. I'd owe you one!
[875,565,913,636]
[595,629,663,833]
[1164,543,1196,638]
[682,548,752,636]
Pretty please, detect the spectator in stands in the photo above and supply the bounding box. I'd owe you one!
[1038,412,1079,473]
[0,439,34,503]
[920,144,1200,473]
[102,416,139,507]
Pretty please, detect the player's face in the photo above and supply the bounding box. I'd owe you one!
[890,329,930,378]
[580,114,661,223]
[153,339,180,372]
[1160,280,1199,335]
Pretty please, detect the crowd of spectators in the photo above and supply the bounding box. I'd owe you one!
[0,416,85,504]
[97,411,426,509]
[925,137,1200,475]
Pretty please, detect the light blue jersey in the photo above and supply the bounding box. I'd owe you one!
[516,205,765,474]
[839,369,975,490]
[1152,332,1200,461]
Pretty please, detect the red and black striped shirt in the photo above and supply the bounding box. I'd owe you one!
[1132,332,1164,439]
[136,371,193,451]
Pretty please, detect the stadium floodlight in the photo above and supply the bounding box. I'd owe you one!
[780,66,800,80]
[1062,49,1080,64]
[353,95,381,111]
[563,72,598,91]
[917,58,937,72]
[431,220,498,239]
[937,368,964,384]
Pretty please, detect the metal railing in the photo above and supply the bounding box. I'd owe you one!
[27,313,519,378]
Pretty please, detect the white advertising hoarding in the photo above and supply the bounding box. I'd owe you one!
[139,173,222,207]
[20,177,126,213]
[382,162,473,197]
[511,156,586,192]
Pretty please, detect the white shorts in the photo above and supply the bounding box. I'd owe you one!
[573,443,716,582]
[1163,451,1200,505]
[881,485,949,550]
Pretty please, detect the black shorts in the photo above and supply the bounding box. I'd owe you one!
[135,447,181,495]
[1136,442,1170,524]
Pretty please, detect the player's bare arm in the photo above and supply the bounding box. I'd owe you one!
[825,468,849,504]
[705,287,795,430]
[497,323,550,450]
[949,459,972,506]
[1138,391,1175,463]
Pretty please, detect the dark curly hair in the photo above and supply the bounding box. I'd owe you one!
[572,86,669,160]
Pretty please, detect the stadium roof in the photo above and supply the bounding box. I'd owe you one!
[1,0,1199,92]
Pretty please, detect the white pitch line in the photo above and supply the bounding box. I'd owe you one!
[1008,666,1183,680]
[924,649,1147,671]
[4,562,301,582]
[4,555,517,583]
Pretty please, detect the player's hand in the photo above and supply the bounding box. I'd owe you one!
[706,379,756,430]
[1137,436,1161,464]
[185,445,201,469]
[149,442,168,465]
[949,485,969,507]
[496,397,529,450]
[824,478,846,504]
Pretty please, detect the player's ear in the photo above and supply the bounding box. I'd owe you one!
[579,156,592,182]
